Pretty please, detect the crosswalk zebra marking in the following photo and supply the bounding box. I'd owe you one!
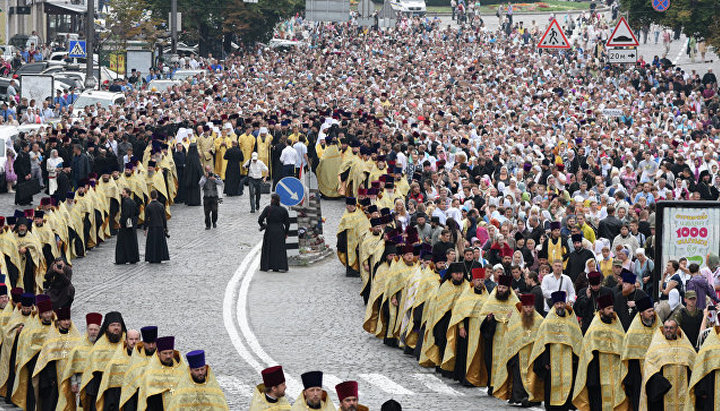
[359,373,414,395]
[411,373,465,396]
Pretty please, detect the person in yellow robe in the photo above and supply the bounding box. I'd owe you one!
[379,244,420,348]
[119,325,158,410]
[528,291,583,410]
[359,216,387,304]
[290,371,335,411]
[367,156,389,185]
[238,126,257,178]
[14,214,45,293]
[363,243,397,338]
[399,248,441,354]
[31,210,60,266]
[492,294,544,407]
[79,311,126,410]
[639,319,696,411]
[440,267,488,386]
[196,125,216,170]
[336,198,369,278]
[614,296,660,411]
[10,296,54,409]
[137,336,185,410]
[166,350,228,411]
[55,312,101,411]
[316,140,343,198]
[0,220,22,287]
[249,365,291,411]
[572,294,626,411]
[146,161,172,220]
[419,262,468,368]
[214,125,235,179]
[98,172,121,235]
[478,274,520,395]
[687,320,720,410]
[255,128,273,176]
[336,141,362,198]
[31,305,81,411]
[96,329,140,410]
[0,292,35,404]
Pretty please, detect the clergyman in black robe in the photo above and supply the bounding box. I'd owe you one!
[115,188,139,264]
[182,144,203,206]
[14,145,34,206]
[223,141,244,196]
[172,144,186,204]
[144,192,169,264]
[258,194,289,272]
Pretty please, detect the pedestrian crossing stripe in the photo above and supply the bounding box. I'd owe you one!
[69,41,86,58]
[538,18,571,49]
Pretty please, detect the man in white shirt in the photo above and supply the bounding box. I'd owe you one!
[243,152,268,213]
[280,139,299,178]
[292,135,309,177]
[541,259,576,313]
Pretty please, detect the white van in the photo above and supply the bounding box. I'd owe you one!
[390,0,427,15]
[71,90,126,117]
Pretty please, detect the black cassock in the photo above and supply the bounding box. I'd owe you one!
[223,146,244,196]
[451,317,471,384]
[693,369,717,410]
[622,359,642,411]
[55,171,71,202]
[144,200,169,263]
[115,196,139,264]
[183,144,203,206]
[480,316,498,391]
[433,309,453,377]
[173,149,186,204]
[14,151,34,206]
[532,343,578,411]
[4,255,20,288]
[258,204,289,271]
[37,359,59,411]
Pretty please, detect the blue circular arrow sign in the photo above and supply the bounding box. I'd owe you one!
[275,177,305,207]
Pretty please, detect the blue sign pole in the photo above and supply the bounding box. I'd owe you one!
[276,177,305,207]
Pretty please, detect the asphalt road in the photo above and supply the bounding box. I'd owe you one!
[0,187,536,410]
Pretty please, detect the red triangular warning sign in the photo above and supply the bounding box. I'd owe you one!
[606,17,639,47]
[538,19,571,49]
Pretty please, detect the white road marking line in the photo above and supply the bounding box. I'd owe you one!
[323,374,363,398]
[673,40,685,65]
[238,250,303,398]
[359,373,414,395]
[215,375,253,397]
[411,373,464,396]
[222,243,264,373]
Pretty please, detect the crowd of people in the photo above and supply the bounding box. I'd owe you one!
[0,3,717,409]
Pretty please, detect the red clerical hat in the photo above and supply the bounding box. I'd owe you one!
[37,299,53,314]
[86,312,102,327]
[520,294,535,306]
[335,381,359,402]
[262,366,285,388]
[597,294,614,310]
[472,267,486,280]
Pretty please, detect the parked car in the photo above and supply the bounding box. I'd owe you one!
[14,61,66,76]
[147,79,181,92]
[171,69,206,81]
[71,90,125,117]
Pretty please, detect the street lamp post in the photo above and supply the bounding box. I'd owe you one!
[85,0,96,89]
[171,0,177,54]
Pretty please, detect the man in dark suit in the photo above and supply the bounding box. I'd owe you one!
[598,205,622,241]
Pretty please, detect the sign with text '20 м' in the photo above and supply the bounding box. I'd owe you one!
[607,48,637,64]
[654,201,720,300]
[276,177,305,207]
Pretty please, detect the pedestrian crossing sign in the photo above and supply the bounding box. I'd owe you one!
[68,40,87,58]
[538,19,571,49]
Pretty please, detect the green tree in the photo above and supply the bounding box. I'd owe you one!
[145,0,303,56]
[620,0,720,50]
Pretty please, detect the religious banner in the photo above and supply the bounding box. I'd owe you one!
[655,201,720,290]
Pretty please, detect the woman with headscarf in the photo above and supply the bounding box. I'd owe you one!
[183,143,203,206]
